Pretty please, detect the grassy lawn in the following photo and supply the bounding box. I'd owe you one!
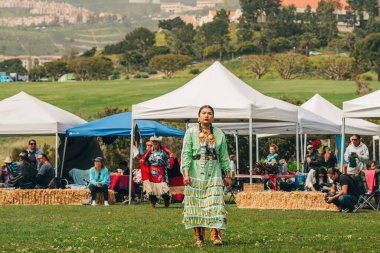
[0,204,379,252]
[1,78,379,121]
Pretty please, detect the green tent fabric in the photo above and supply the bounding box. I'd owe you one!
[58,73,77,82]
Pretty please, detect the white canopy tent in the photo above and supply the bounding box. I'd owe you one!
[302,94,380,136]
[0,91,87,170]
[214,106,341,170]
[131,61,300,203]
[340,90,380,168]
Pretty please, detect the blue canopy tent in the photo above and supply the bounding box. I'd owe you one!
[61,112,184,182]
[66,112,185,137]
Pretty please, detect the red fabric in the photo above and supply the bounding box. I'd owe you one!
[149,166,165,183]
[269,174,278,191]
[110,174,135,192]
[365,170,376,194]
[169,177,184,186]
[139,145,174,182]
[172,194,184,202]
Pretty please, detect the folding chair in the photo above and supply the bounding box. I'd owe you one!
[354,170,380,212]
[226,179,242,204]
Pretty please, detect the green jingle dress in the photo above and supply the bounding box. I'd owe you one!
[181,125,230,229]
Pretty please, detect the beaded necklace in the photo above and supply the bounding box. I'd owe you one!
[198,123,215,176]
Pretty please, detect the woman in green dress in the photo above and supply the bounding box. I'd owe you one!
[181,105,232,246]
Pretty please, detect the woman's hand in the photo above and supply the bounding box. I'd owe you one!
[224,177,232,190]
[183,176,192,186]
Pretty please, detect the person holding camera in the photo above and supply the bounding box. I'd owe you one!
[344,134,369,176]
[326,168,360,213]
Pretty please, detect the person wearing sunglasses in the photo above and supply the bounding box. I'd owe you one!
[89,157,110,206]
[344,134,369,176]
[26,139,43,171]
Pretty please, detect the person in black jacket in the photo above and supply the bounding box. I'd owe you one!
[303,145,321,173]
[7,151,36,189]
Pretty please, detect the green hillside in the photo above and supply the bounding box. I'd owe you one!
[0,78,378,121]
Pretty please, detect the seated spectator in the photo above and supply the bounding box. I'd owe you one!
[0,156,13,187]
[229,154,237,178]
[320,146,337,169]
[305,167,328,191]
[7,151,36,189]
[304,145,321,173]
[265,144,280,164]
[118,161,129,175]
[89,157,110,206]
[26,139,43,170]
[326,168,360,213]
[35,154,55,189]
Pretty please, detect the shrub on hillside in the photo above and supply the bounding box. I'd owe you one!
[189,68,200,75]
[319,57,352,80]
[274,54,309,79]
[244,55,272,80]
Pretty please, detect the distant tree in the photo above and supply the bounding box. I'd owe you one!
[266,5,302,38]
[346,0,378,29]
[239,0,281,24]
[61,47,79,61]
[268,37,292,53]
[199,9,230,60]
[274,53,309,79]
[125,27,155,53]
[0,59,27,73]
[299,5,318,34]
[319,57,353,80]
[120,51,147,72]
[244,55,271,79]
[29,65,47,81]
[145,46,171,60]
[44,60,68,81]
[149,54,192,78]
[353,33,380,81]
[355,78,372,95]
[298,32,320,56]
[166,24,196,56]
[236,15,254,42]
[81,47,97,57]
[316,0,340,46]
[68,57,113,81]
[158,17,186,30]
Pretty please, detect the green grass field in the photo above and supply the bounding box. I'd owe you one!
[0,204,379,252]
[0,78,378,121]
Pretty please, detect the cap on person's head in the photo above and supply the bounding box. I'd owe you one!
[307,144,313,150]
[93,157,103,162]
[4,156,12,163]
[150,136,162,142]
[324,146,331,150]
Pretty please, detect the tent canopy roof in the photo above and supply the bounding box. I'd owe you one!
[132,61,298,122]
[66,112,184,137]
[343,90,380,119]
[0,92,86,135]
[302,94,379,136]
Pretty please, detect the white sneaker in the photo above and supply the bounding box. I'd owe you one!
[104,201,109,206]
[91,200,96,206]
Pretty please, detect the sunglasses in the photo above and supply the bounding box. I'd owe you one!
[351,139,358,141]
[29,143,36,145]
[98,172,101,179]
[146,145,152,147]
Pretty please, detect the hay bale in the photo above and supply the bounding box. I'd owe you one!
[236,191,339,211]
[0,189,116,205]
[244,183,264,192]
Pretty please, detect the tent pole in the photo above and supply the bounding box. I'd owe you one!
[296,123,300,171]
[373,136,376,161]
[303,134,307,172]
[378,138,380,162]
[128,119,135,205]
[255,135,259,163]
[300,133,304,164]
[339,118,345,172]
[60,137,68,178]
[55,132,59,177]
[235,132,239,175]
[249,118,253,184]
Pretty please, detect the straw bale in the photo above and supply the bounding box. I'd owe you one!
[244,183,264,192]
[236,191,339,211]
[0,189,115,205]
